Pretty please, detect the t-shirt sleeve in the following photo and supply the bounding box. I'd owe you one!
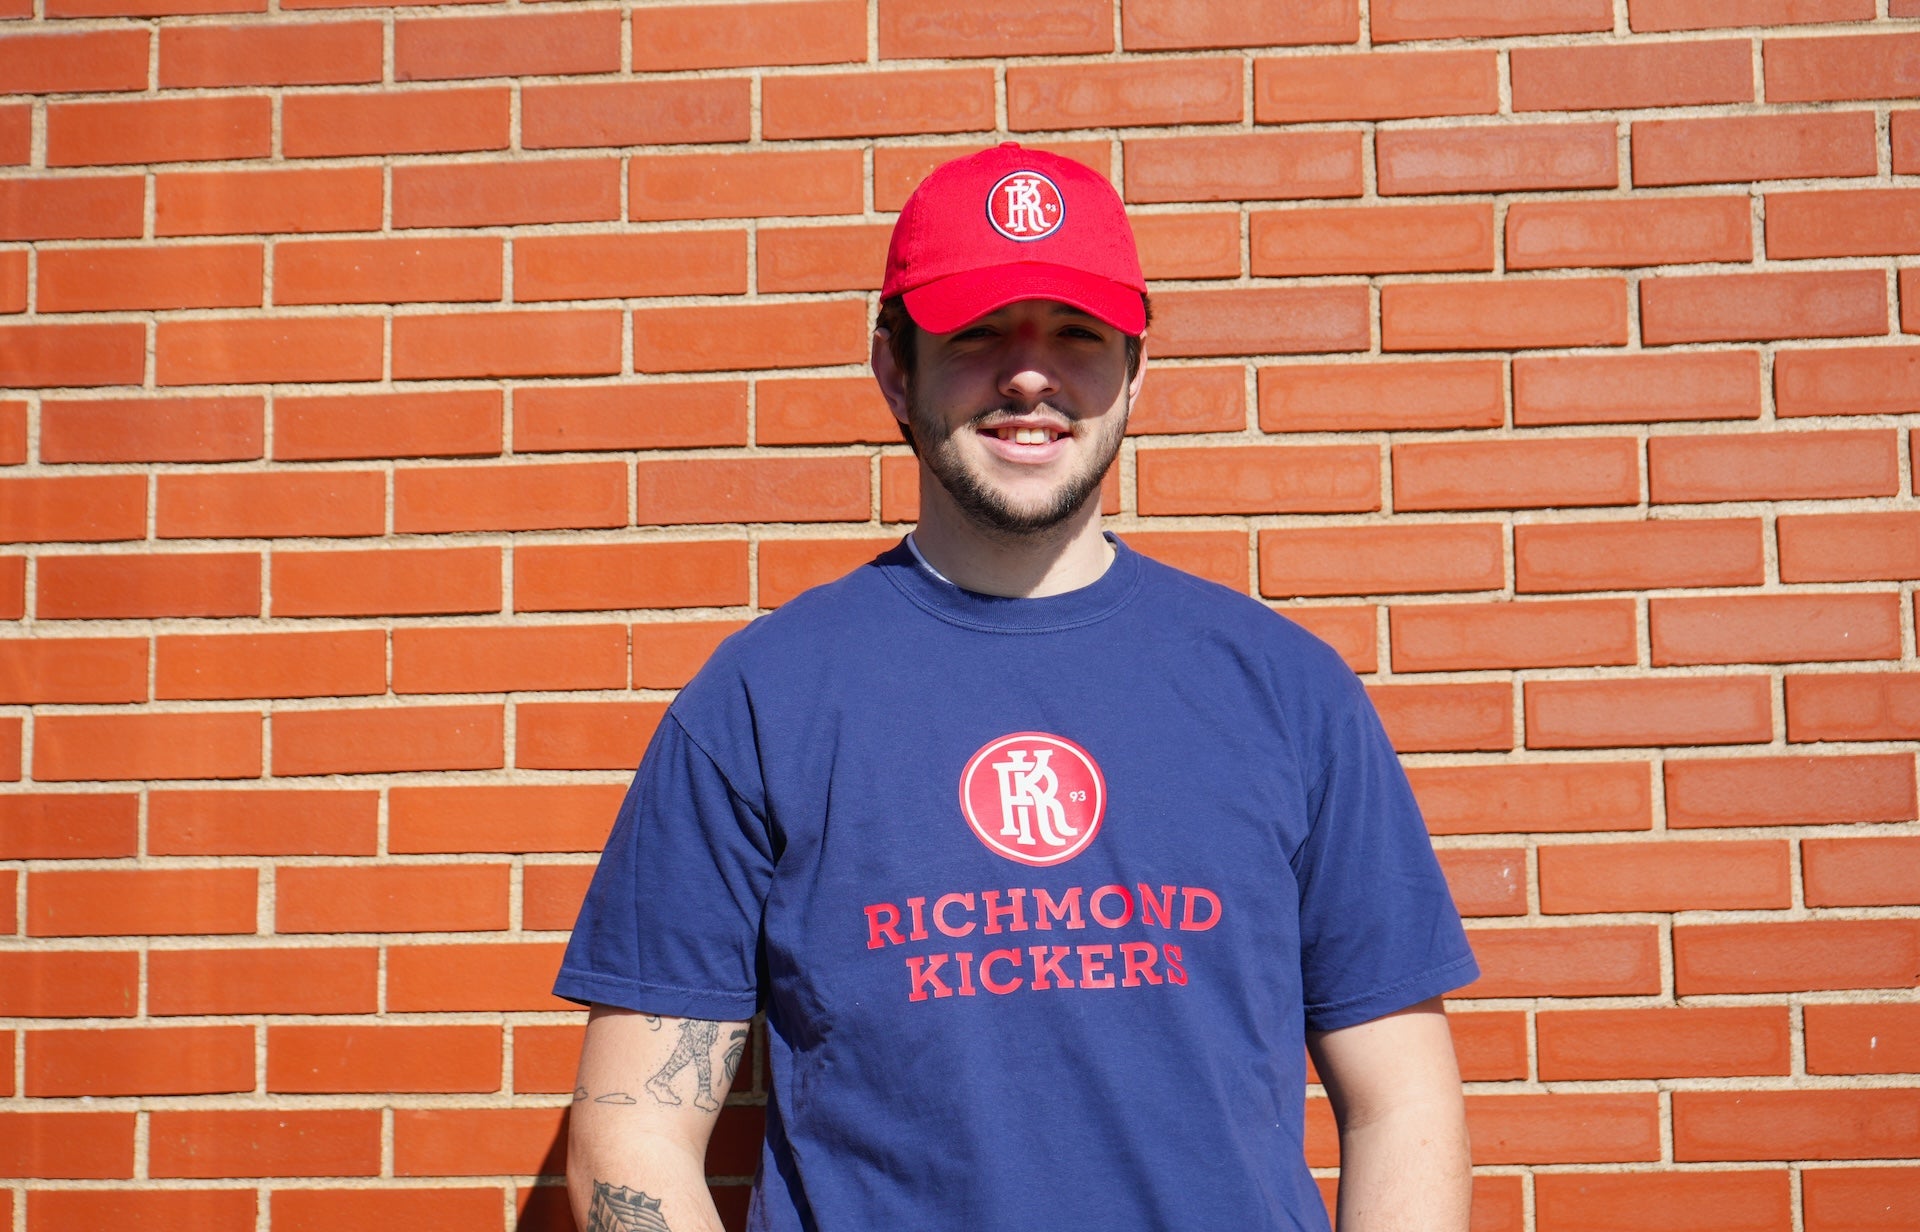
[1292,693,1479,1033]
[552,711,772,1022]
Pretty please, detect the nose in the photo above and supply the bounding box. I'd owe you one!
[997,327,1059,404]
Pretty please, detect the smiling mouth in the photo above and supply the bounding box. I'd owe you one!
[990,426,1064,444]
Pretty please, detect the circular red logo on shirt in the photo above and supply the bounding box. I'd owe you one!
[959,732,1105,866]
[986,170,1065,242]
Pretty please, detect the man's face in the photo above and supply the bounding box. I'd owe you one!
[897,299,1141,537]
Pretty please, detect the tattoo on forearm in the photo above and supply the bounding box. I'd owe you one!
[645,1019,721,1111]
[722,1026,748,1085]
[588,1180,672,1232]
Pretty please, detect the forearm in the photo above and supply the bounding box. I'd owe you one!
[1331,1093,1472,1232]
[567,1108,726,1232]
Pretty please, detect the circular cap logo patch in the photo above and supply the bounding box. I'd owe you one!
[986,170,1065,242]
[959,732,1105,866]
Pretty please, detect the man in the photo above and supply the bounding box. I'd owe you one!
[557,144,1478,1232]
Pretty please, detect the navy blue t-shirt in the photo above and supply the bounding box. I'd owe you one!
[555,537,1477,1232]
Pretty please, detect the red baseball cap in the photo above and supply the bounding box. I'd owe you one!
[882,143,1147,336]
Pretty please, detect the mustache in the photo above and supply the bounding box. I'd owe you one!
[968,403,1079,429]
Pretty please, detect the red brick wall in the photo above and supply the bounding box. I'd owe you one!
[4,1,1919,1229]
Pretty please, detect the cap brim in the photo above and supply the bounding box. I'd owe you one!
[902,263,1147,336]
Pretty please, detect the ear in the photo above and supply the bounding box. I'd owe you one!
[1126,333,1148,406]
[871,328,911,428]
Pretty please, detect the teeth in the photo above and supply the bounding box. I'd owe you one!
[999,427,1053,445]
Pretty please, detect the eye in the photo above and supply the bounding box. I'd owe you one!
[1061,325,1105,341]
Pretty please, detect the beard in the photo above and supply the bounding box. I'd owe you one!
[908,391,1129,537]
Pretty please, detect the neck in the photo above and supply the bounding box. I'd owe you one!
[910,483,1113,599]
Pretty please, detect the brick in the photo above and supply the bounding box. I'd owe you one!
[1382,123,1620,196]
[0,793,138,859]
[0,636,145,705]
[0,1112,134,1179]
[390,783,623,854]
[876,139,1113,211]
[1259,523,1503,598]
[1468,1092,1662,1168]
[1126,365,1246,436]
[270,1024,500,1095]
[1395,438,1639,511]
[1667,753,1916,828]
[27,1025,254,1096]
[27,1190,256,1232]
[35,712,262,783]
[1009,58,1243,131]
[387,941,572,1012]
[635,300,867,373]
[1366,681,1513,753]
[633,620,745,690]
[516,382,748,452]
[395,1107,566,1178]
[276,236,502,306]
[1644,270,1886,345]
[1535,1170,1791,1232]
[156,630,384,702]
[0,554,19,618]
[880,0,1109,57]
[758,537,897,607]
[0,252,19,313]
[1806,837,1920,908]
[273,546,499,618]
[1123,530,1251,592]
[523,78,747,151]
[1806,1003,1920,1074]
[1677,919,1920,994]
[1653,592,1901,667]
[38,243,262,312]
[0,951,137,1018]
[1633,112,1878,186]
[1767,31,1920,103]
[1513,40,1752,112]
[149,947,376,1016]
[635,0,865,69]
[1676,1089,1920,1162]
[149,787,379,856]
[1412,761,1651,835]
[1782,513,1920,583]
[759,373,894,441]
[1898,110,1920,173]
[1384,278,1629,352]
[274,1187,507,1232]
[1122,133,1359,206]
[1528,677,1771,749]
[157,317,383,386]
[523,862,594,930]
[394,461,626,533]
[513,1022,586,1093]
[757,223,891,293]
[1509,196,1752,272]
[1630,0,1871,30]
[0,475,143,546]
[158,470,386,540]
[1768,188,1920,261]
[396,9,619,81]
[394,624,627,695]
[273,704,503,776]
[1132,212,1242,280]
[1777,345,1920,417]
[278,864,509,934]
[1372,0,1613,41]
[1542,838,1789,913]
[156,166,383,237]
[1787,672,1920,741]
[1539,1007,1790,1082]
[633,456,868,526]
[159,20,383,87]
[0,105,22,165]
[0,29,148,93]
[1446,1011,1528,1082]
[0,322,144,389]
[1465,925,1661,998]
[1252,203,1492,277]
[1152,287,1370,358]
[1123,0,1358,49]
[275,390,502,462]
[394,159,621,229]
[1,176,144,242]
[39,551,261,619]
[766,67,994,140]
[1255,49,1495,122]
[631,149,866,222]
[150,1110,380,1178]
[518,232,745,301]
[1516,518,1765,592]
[393,310,621,380]
[1438,848,1526,917]
[47,96,271,167]
[28,867,256,936]
[1390,599,1636,672]
[1654,428,1899,503]
[515,541,748,612]
[517,699,666,770]
[43,395,263,462]
[1515,351,1760,426]
[1260,360,1498,434]
[1137,444,1378,516]
[1803,1167,1920,1232]
[283,87,509,157]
